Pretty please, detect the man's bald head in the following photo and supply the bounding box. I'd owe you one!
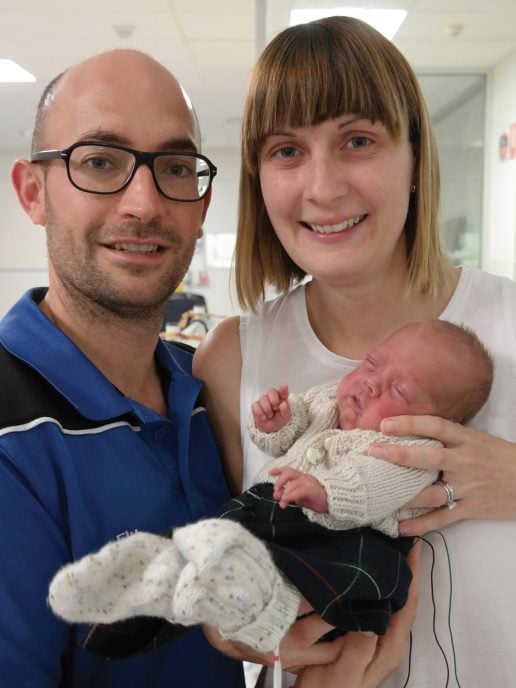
[31,71,65,154]
[31,50,200,153]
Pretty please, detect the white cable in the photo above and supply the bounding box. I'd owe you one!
[273,645,282,688]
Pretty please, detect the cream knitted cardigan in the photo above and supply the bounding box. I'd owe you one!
[249,382,440,538]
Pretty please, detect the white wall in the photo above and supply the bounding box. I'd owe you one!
[195,147,241,317]
[433,84,484,266]
[483,49,516,278]
[0,147,242,319]
[4,55,516,319]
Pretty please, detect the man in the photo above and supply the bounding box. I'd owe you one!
[0,50,244,687]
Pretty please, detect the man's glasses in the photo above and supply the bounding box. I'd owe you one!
[31,141,217,202]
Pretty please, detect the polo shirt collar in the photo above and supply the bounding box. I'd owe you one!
[0,288,195,422]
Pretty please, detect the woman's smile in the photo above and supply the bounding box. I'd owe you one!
[301,214,367,234]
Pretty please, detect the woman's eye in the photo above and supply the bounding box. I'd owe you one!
[346,136,371,149]
[273,146,298,159]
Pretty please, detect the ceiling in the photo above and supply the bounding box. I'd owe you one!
[1,0,515,152]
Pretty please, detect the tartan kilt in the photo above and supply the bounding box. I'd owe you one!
[217,482,414,635]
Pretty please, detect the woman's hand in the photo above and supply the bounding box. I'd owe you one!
[202,605,345,671]
[204,548,419,686]
[367,415,516,536]
[293,545,420,687]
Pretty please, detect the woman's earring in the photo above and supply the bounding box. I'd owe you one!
[410,184,416,193]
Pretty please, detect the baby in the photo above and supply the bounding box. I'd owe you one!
[48,321,493,655]
[246,317,492,533]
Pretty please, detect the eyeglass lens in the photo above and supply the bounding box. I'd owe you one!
[68,145,211,200]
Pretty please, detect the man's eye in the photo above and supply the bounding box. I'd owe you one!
[85,157,111,170]
[161,161,195,177]
[170,164,186,176]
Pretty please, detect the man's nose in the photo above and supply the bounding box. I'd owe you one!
[116,163,166,223]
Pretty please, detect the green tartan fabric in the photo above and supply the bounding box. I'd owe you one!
[218,483,414,634]
[81,483,414,659]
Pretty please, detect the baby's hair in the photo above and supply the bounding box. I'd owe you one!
[422,320,493,423]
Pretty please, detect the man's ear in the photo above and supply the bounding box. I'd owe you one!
[200,187,212,224]
[11,159,46,226]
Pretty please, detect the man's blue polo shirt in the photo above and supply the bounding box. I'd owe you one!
[0,289,244,687]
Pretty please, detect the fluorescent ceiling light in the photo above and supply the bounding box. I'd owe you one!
[290,8,407,40]
[0,59,36,83]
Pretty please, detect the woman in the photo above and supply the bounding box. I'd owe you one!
[195,16,516,687]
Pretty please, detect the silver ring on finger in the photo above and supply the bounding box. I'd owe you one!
[436,479,457,510]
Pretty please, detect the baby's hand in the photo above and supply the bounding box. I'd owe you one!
[270,467,329,512]
[251,385,291,433]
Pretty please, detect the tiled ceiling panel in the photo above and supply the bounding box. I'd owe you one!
[0,0,515,150]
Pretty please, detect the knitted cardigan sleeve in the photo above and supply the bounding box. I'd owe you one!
[304,431,440,537]
[248,384,334,458]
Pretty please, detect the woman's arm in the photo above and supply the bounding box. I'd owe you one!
[293,544,420,687]
[367,415,516,536]
[203,544,421,687]
[193,316,244,495]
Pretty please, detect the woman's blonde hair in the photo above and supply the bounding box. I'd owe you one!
[235,16,450,311]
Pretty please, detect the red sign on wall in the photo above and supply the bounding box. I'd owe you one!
[510,123,516,159]
[499,122,516,160]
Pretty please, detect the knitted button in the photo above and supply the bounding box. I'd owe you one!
[306,447,324,465]
[323,437,333,451]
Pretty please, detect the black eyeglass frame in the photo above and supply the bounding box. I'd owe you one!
[31,141,218,203]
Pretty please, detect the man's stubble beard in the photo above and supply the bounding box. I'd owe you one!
[44,196,198,324]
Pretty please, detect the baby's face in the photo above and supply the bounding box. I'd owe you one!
[336,326,449,431]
